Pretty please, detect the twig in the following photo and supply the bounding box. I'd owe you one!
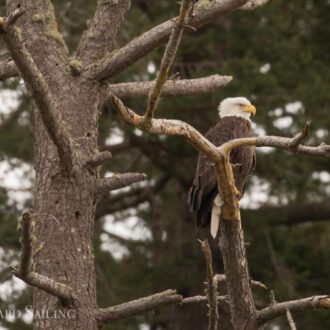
[289,120,310,148]
[286,309,297,330]
[199,240,219,330]
[86,151,112,167]
[108,75,232,99]
[95,289,183,324]
[144,0,193,127]
[95,173,148,194]
[11,211,77,304]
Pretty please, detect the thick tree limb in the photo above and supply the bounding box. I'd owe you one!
[77,0,131,65]
[95,172,147,194]
[96,289,182,324]
[144,0,193,126]
[199,240,219,330]
[11,212,77,303]
[256,295,330,326]
[0,12,74,171]
[108,75,232,99]
[86,0,250,80]
[0,59,18,80]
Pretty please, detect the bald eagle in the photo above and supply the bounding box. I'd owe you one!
[187,97,256,238]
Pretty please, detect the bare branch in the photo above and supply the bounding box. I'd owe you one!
[286,309,297,330]
[256,295,330,326]
[182,295,229,305]
[86,151,112,167]
[95,172,148,194]
[199,240,219,330]
[96,289,182,324]
[96,173,170,217]
[11,211,77,304]
[108,75,232,99]
[240,0,271,10]
[0,59,19,80]
[77,0,131,65]
[144,0,193,126]
[0,16,74,171]
[86,0,251,80]
[220,122,330,159]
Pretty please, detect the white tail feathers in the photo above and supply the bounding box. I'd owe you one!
[210,194,223,238]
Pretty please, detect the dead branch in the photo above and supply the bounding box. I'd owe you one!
[11,211,77,304]
[199,240,219,330]
[286,309,297,330]
[108,75,232,99]
[95,172,148,194]
[86,151,112,167]
[256,295,330,326]
[96,289,183,324]
[144,0,193,127]
[77,0,131,65]
[182,295,229,305]
[86,0,250,80]
[96,173,170,217]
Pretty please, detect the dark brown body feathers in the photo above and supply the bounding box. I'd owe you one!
[187,116,255,227]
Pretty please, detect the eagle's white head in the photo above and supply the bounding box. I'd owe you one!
[218,97,256,120]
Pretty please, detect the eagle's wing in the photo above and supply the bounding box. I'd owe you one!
[187,117,255,227]
[187,118,236,227]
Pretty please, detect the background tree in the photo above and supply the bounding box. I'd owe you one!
[0,0,329,329]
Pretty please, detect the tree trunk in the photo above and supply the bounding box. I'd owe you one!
[32,81,101,328]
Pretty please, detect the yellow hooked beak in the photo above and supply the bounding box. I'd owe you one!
[242,104,256,116]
